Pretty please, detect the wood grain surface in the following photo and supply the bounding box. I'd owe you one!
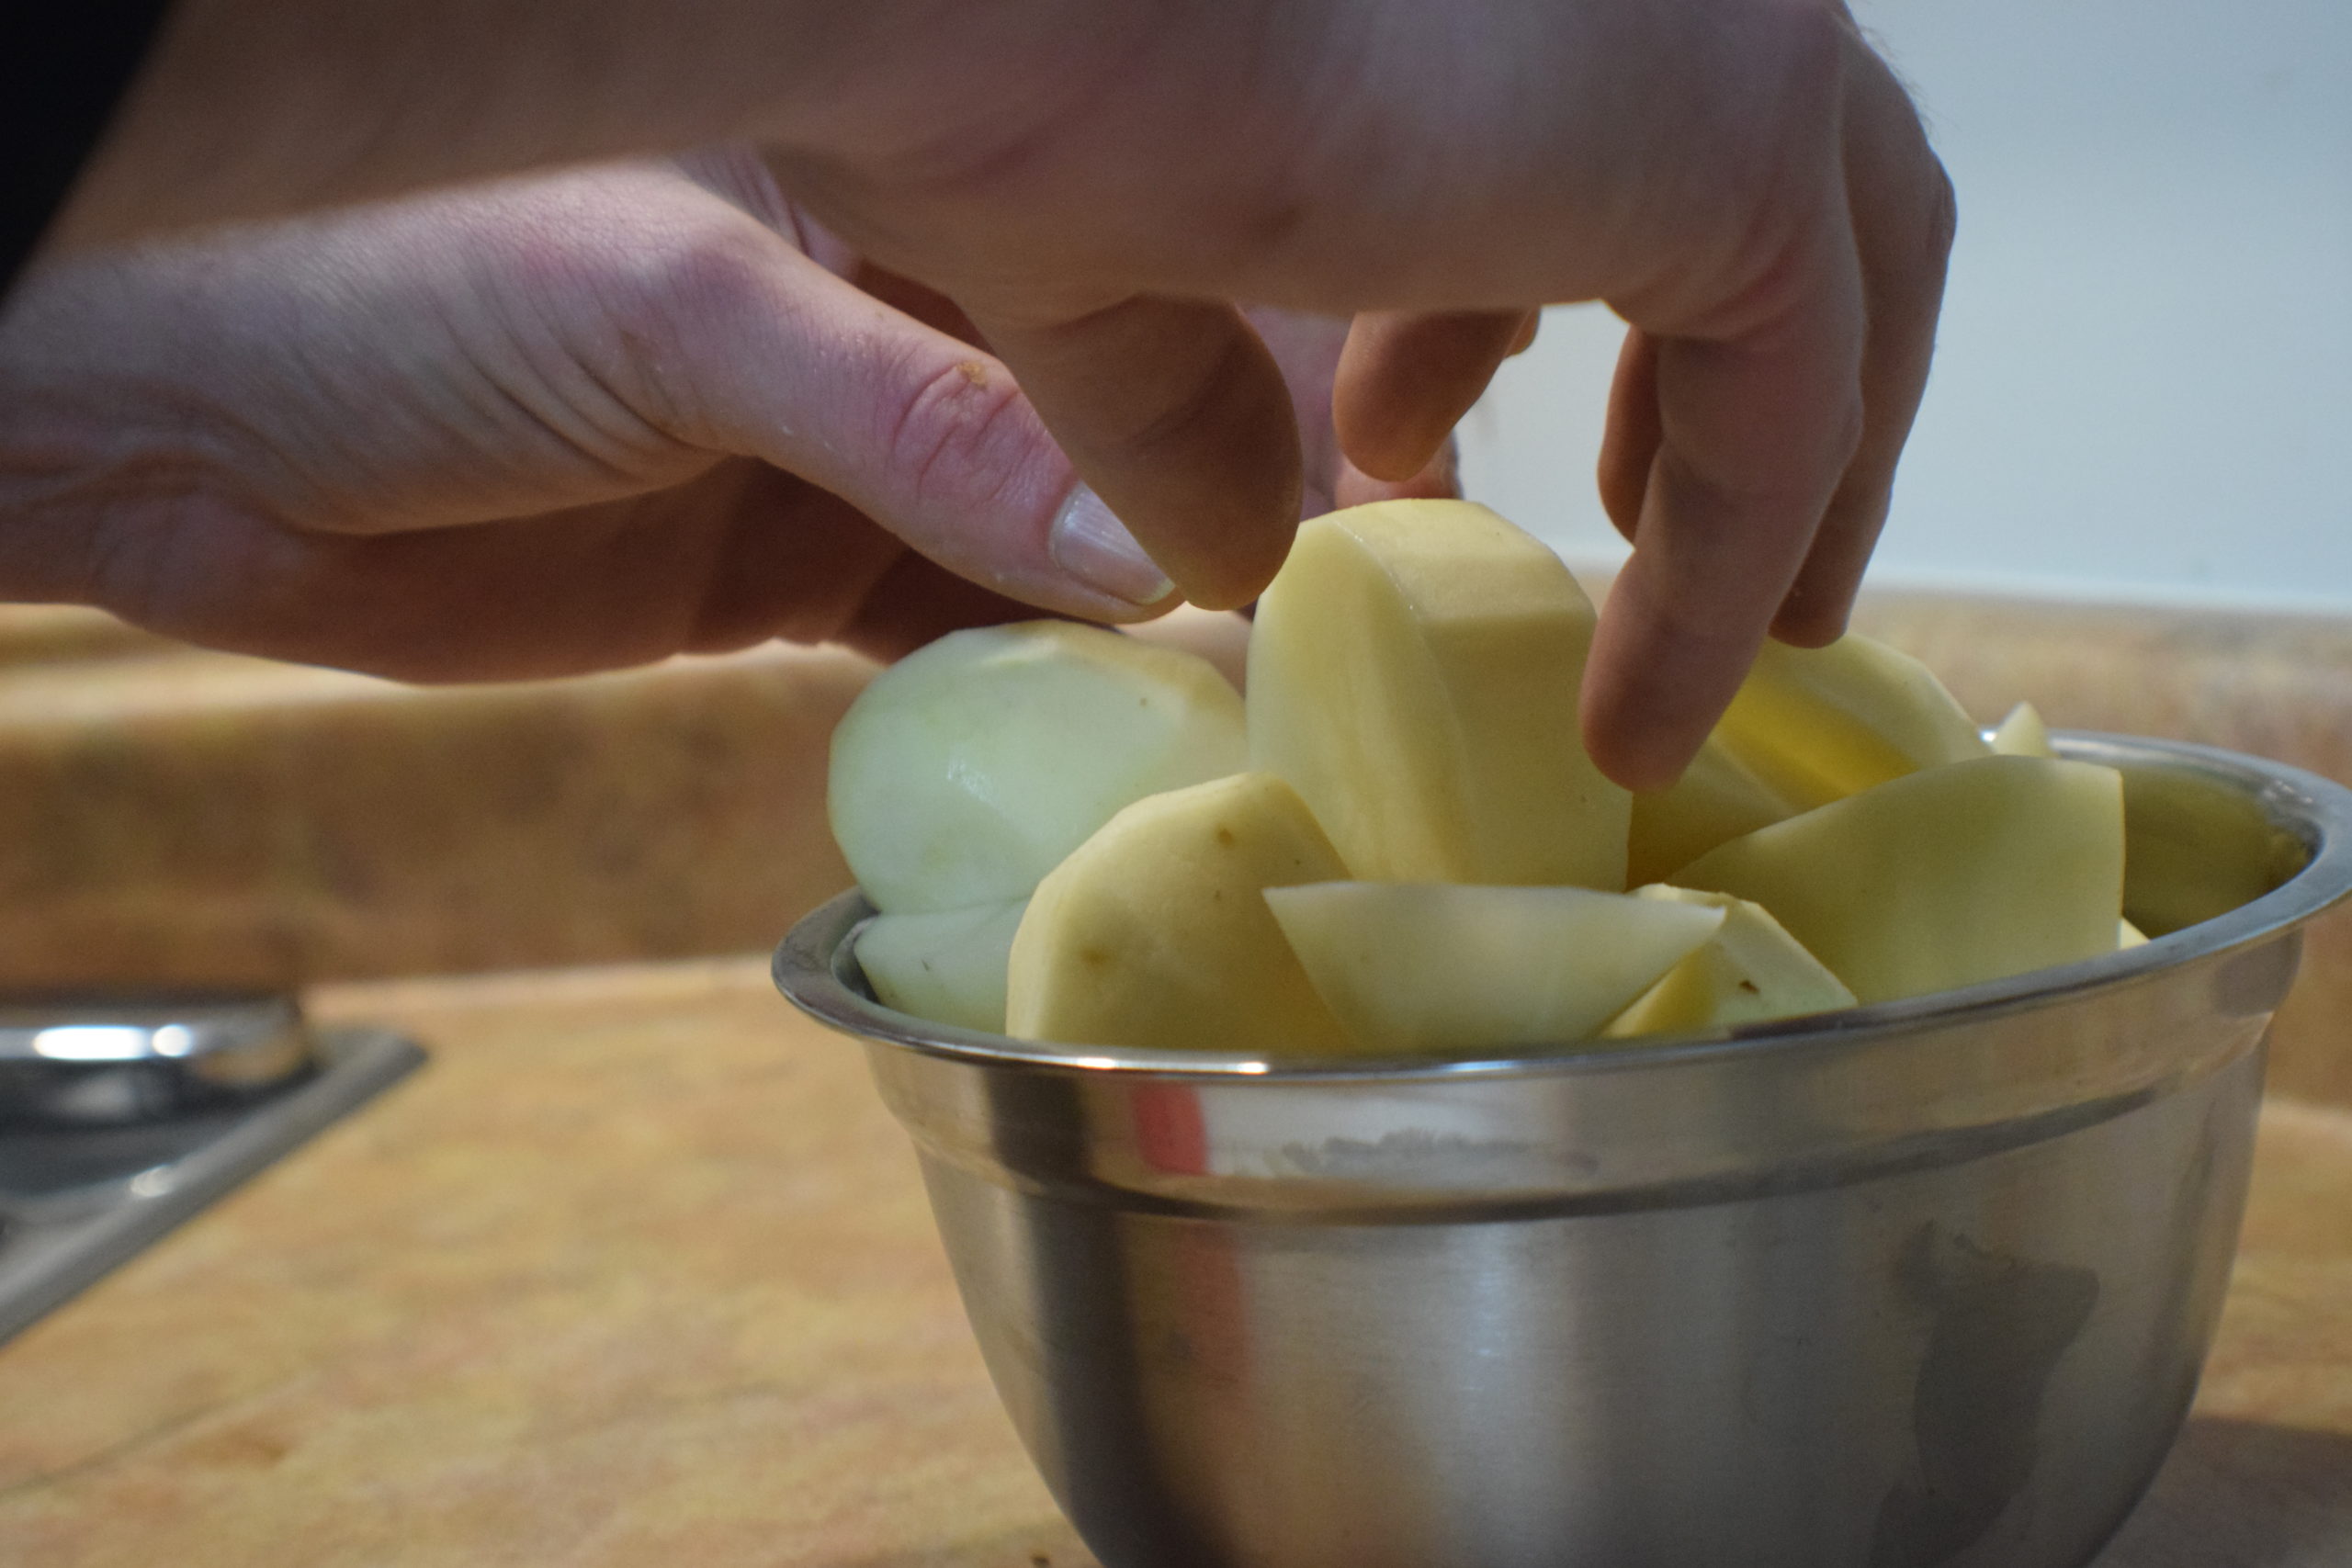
[0,959,2343,1567]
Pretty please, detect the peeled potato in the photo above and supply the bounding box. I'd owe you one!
[1006,773,1354,1055]
[855,900,1027,1033]
[1629,737,1798,889]
[830,621,1245,913]
[1247,500,1629,889]
[1600,886,1856,1040]
[1265,882,1723,1055]
[1991,701,2055,758]
[1675,754,2125,1005]
[1715,633,1991,812]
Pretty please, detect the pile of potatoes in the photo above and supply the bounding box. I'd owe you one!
[827,501,2135,1058]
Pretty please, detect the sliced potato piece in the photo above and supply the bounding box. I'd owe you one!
[1630,737,1798,888]
[2119,918,2151,949]
[1992,701,2055,758]
[1675,754,2125,1005]
[856,899,1027,1033]
[1247,500,1629,889]
[1264,882,1723,1056]
[1600,886,1856,1040]
[1715,633,1992,812]
[1006,773,1353,1055]
[830,621,1245,913]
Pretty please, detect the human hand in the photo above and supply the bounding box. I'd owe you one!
[763,0,1953,787]
[0,151,1440,679]
[49,0,1949,782]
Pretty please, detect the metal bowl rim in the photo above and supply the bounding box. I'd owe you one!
[773,732,2352,1081]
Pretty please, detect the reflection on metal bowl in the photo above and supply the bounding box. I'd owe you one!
[774,735,2352,1568]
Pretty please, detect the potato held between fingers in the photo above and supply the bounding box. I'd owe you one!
[826,495,2139,1056]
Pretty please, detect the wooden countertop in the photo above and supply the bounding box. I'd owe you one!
[2,589,2350,1561]
[1,958,2346,1566]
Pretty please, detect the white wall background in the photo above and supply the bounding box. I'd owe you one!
[1460,0,2352,610]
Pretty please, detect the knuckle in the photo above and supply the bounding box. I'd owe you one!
[546,207,788,442]
[634,223,777,330]
[877,351,1044,514]
[616,226,781,429]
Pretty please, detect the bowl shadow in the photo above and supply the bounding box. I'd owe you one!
[2093,1416,2352,1567]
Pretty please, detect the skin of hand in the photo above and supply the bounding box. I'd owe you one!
[0,151,1446,680]
[46,0,1952,786]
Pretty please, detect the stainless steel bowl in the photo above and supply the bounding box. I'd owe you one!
[774,735,2352,1568]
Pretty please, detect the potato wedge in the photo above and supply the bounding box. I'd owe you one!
[855,899,1027,1033]
[1991,701,2055,758]
[1630,737,1798,888]
[1006,773,1353,1055]
[830,621,1244,913]
[1247,501,1628,889]
[1600,886,1856,1039]
[1675,755,2125,1005]
[1265,882,1722,1055]
[1715,633,1991,812]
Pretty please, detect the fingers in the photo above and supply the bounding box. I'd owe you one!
[74,463,845,681]
[1582,230,1869,793]
[964,296,1304,610]
[636,212,1186,620]
[1584,29,1951,791]
[832,546,1064,662]
[1333,438,1459,509]
[1773,56,1956,645]
[75,457,1047,682]
[1333,309,1536,481]
[1596,326,1661,544]
[1243,306,1467,520]
[1241,307,1350,519]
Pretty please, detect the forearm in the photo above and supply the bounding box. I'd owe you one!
[42,0,1161,253]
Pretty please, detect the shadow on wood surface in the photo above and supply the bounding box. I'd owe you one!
[2097,1416,2352,1567]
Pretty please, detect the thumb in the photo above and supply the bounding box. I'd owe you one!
[642,211,1183,618]
[962,295,1305,610]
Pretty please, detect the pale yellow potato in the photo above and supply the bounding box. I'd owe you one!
[1991,700,2055,758]
[1629,737,1798,888]
[1265,882,1723,1056]
[1600,886,1856,1040]
[1715,633,1991,812]
[855,899,1026,1033]
[1675,754,2126,1005]
[1006,773,1354,1055]
[1247,500,1629,889]
[829,621,1245,913]
[1988,719,2150,952]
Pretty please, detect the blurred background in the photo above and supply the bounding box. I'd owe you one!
[1463,0,2352,610]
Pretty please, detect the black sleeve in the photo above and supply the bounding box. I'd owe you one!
[2,0,181,300]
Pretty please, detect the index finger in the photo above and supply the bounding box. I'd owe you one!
[1580,226,1868,792]
[967,295,1305,610]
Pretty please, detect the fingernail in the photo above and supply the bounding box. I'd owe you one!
[1049,485,1173,605]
